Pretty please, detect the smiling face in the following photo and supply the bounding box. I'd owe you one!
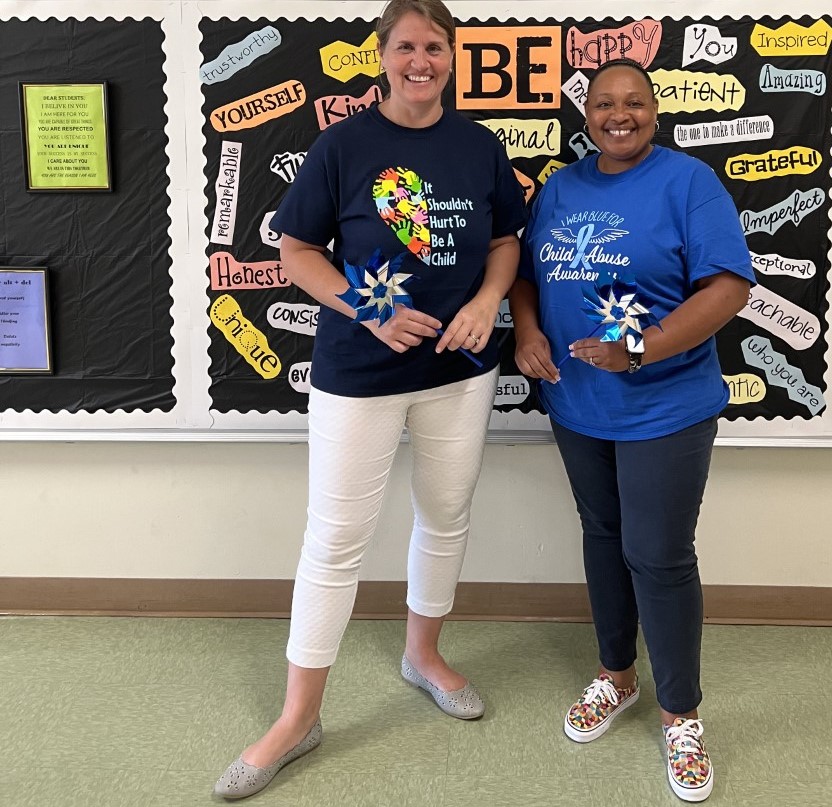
[585,65,658,174]
[378,11,453,124]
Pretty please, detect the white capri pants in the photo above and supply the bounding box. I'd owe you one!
[286,367,499,668]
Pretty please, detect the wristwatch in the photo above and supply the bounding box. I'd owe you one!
[624,333,644,374]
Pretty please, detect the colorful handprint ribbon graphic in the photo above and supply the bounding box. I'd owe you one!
[373,166,430,262]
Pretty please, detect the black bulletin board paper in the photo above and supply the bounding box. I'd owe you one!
[0,18,174,413]
[201,14,831,425]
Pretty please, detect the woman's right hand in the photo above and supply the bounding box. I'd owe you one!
[515,328,560,383]
[363,305,442,353]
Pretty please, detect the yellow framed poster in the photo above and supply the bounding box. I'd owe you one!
[19,82,112,192]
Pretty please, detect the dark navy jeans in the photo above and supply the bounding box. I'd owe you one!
[551,416,718,714]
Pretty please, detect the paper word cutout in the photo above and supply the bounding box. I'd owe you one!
[683,25,737,67]
[750,251,816,279]
[568,131,599,160]
[751,20,832,57]
[211,294,281,379]
[566,20,661,69]
[456,26,561,110]
[759,63,826,95]
[316,86,381,131]
[320,33,380,82]
[200,26,282,85]
[724,373,766,405]
[537,159,566,185]
[211,80,305,132]
[495,299,513,329]
[259,211,281,249]
[267,302,319,337]
[210,141,242,245]
[287,362,312,394]
[742,336,825,415]
[209,252,290,291]
[495,375,531,406]
[477,118,560,159]
[740,187,825,236]
[270,151,306,183]
[674,115,773,148]
[650,69,745,113]
[562,70,589,114]
[514,168,535,203]
[738,284,820,350]
[726,147,821,181]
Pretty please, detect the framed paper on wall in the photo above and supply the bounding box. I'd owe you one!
[19,82,112,192]
[0,267,53,374]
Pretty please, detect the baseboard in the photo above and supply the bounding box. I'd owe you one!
[1,578,831,625]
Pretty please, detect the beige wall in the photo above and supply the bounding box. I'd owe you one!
[1,442,829,587]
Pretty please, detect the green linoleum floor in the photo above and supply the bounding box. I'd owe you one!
[1,617,831,807]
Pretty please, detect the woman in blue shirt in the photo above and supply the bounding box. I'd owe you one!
[510,58,754,803]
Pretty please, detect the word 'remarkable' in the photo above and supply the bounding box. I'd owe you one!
[751,20,832,56]
[210,295,281,379]
[566,20,662,69]
[211,81,305,132]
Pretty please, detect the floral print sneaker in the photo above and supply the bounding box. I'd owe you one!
[563,673,640,743]
[664,718,713,802]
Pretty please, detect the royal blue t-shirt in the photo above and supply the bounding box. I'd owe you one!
[519,145,755,440]
[272,105,526,397]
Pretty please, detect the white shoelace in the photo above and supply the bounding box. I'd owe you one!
[665,719,706,756]
[580,677,620,707]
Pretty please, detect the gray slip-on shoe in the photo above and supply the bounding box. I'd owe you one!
[401,655,484,719]
[213,719,322,800]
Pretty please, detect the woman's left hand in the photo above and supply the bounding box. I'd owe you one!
[569,337,629,372]
[435,298,498,354]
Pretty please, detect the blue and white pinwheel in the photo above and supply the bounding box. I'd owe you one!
[336,249,415,325]
[581,274,662,352]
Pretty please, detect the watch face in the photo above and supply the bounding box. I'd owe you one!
[627,352,642,373]
[625,332,645,354]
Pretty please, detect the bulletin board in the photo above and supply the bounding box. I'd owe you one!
[0,0,830,446]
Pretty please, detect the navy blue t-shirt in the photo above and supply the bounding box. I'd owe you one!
[272,105,526,397]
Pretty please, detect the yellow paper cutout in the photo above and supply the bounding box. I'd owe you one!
[477,118,561,159]
[751,20,832,57]
[726,147,821,181]
[724,373,766,404]
[320,33,381,82]
[650,69,745,114]
[210,294,281,379]
[537,159,566,185]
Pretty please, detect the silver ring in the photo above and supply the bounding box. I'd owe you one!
[589,356,596,367]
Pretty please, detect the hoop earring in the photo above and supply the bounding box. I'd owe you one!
[655,121,660,131]
[583,123,589,133]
